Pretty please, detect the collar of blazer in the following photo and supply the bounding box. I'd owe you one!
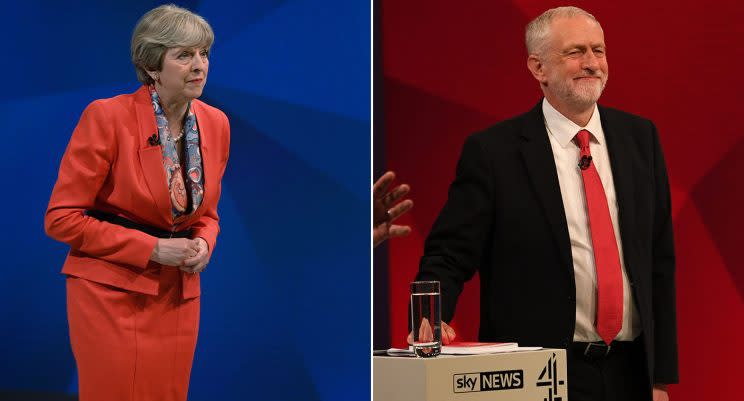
[132,85,212,229]
[517,99,639,284]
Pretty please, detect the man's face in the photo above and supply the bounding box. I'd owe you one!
[539,15,608,110]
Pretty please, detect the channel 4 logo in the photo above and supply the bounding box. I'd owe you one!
[453,370,524,393]
[536,352,565,401]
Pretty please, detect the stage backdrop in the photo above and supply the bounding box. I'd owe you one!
[381,1,744,400]
[0,1,369,400]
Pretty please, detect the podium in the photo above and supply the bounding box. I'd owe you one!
[374,349,567,401]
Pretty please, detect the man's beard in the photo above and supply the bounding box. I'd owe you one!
[551,74,607,109]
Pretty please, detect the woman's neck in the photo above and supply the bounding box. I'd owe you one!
[155,86,189,125]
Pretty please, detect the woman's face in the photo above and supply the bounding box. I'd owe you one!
[156,46,209,103]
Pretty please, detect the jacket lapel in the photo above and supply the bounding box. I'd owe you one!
[599,106,638,280]
[176,102,210,229]
[518,101,574,277]
[134,86,173,227]
[193,102,209,212]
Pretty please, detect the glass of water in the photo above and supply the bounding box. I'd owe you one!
[410,281,441,357]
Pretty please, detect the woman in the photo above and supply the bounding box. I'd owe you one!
[44,5,229,400]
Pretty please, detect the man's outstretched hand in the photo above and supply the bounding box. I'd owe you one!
[373,171,413,247]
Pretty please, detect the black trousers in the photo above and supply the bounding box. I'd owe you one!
[567,337,651,401]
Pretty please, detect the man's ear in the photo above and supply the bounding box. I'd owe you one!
[527,55,546,85]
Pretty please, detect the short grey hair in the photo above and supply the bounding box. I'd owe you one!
[131,4,214,85]
[525,6,601,56]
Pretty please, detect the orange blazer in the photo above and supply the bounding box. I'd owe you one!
[45,85,230,299]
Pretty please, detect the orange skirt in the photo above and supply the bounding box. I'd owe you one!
[66,267,199,401]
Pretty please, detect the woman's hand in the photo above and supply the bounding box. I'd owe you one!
[150,238,200,267]
[180,237,210,274]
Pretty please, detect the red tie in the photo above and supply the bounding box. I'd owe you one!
[575,129,623,345]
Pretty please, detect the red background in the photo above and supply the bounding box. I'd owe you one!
[381,1,744,399]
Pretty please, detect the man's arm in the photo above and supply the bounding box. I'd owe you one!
[649,120,679,385]
[418,135,495,322]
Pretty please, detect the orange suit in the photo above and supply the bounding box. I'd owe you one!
[45,85,230,401]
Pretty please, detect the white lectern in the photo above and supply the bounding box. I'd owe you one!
[374,349,567,401]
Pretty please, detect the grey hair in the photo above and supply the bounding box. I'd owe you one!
[131,4,214,85]
[525,6,601,56]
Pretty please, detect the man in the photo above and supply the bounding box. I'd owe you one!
[373,171,413,247]
[416,7,678,401]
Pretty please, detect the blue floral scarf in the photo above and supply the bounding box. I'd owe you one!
[149,86,204,222]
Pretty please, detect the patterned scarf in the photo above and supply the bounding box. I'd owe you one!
[149,85,204,222]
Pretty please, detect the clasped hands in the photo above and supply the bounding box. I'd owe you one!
[150,237,210,273]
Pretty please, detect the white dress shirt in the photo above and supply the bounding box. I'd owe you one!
[542,98,641,342]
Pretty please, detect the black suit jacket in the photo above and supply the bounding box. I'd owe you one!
[417,101,679,385]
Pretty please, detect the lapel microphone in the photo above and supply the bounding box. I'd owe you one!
[578,155,593,170]
[148,133,159,146]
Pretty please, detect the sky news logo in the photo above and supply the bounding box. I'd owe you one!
[453,370,524,393]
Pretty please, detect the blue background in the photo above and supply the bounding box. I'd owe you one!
[0,1,370,400]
